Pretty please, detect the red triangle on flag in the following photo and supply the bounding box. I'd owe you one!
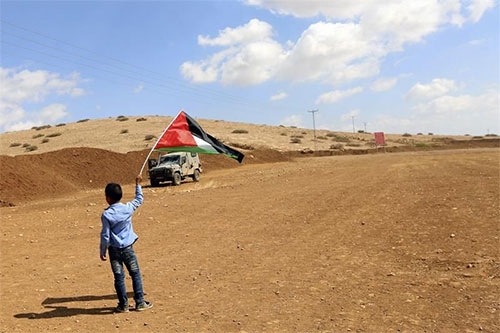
[155,111,197,149]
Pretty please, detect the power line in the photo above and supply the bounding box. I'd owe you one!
[308,109,318,151]
[0,19,271,109]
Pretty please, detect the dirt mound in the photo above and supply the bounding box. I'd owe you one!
[0,148,290,205]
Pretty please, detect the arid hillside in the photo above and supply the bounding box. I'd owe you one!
[0,115,489,157]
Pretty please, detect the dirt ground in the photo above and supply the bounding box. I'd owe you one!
[0,148,499,332]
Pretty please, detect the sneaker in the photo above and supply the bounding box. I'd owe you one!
[115,303,129,313]
[135,301,153,311]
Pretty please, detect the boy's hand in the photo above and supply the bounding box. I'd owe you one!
[136,174,142,185]
[100,254,107,261]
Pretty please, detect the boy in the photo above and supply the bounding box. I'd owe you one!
[100,175,152,313]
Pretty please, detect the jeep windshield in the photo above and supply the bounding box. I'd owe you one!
[159,155,180,165]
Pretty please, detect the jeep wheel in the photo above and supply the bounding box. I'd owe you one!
[150,178,159,187]
[192,169,200,182]
[172,172,181,186]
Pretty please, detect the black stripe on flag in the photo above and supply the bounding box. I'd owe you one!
[184,113,245,163]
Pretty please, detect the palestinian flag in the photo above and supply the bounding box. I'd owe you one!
[153,111,244,163]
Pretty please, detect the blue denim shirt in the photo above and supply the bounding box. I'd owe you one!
[100,185,143,256]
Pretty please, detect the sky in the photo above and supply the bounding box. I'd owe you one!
[1,0,499,135]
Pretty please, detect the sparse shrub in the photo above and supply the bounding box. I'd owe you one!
[120,129,129,134]
[46,132,62,138]
[144,134,155,141]
[77,119,89,123]
[290,137,301,144]
[326,132,335,137]
[9,142,22,147]
[402,133,412,137]
[33,125,51,131]
[357,130,365,133]
[472,136,483,139]
[232,129,248,134]
[317,135,327,140]
[485,133,498,137]
[229,142,254,150]
[56,123,66,127]
[290,126,297,128]
[280,132,287,136]
[301,131,307,135]
[346,143,361,147]
[332,135,350,143]
[464,134,470,136]
[330,143,344,150]
[136,117,147,122]
[41,138,49,144]
[417,132,423,135]
[279,125,285,127]
[25,145,38,152]
[32,134,44,139]
[117,116,129,122]
[428,132,434,135]
[22,143,30,148]
[415,142,430,147]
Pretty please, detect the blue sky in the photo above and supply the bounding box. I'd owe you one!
[1,0,498,135]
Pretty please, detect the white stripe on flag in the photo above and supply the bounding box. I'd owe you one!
[193,136,218,153]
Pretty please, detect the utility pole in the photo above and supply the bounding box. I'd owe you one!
[351,115,355,133]
[308,109,319,151]
[363,122,367,133]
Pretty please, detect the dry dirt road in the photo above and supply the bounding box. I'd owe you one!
[1,149,499,332]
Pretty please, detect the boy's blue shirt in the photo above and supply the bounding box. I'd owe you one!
[100,185,143,257]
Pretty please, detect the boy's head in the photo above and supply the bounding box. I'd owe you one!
[105,183,122,204]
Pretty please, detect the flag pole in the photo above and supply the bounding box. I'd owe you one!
[138,110,183,175]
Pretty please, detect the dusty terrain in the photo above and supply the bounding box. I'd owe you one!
[1,148,499,332]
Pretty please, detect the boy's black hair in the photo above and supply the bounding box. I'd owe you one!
[105,183,122,202]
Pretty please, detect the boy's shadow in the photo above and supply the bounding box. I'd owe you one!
[14,293,137,319]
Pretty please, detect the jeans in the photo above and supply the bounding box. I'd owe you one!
[108,245,144,307]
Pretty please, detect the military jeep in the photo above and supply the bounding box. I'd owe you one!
[148,152,202,187]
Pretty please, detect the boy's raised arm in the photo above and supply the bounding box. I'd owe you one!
[129,174,144,210]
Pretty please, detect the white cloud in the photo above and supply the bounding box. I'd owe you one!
[372,88,499,135]
[270,92,288,101]
[340,109,360,121]
[467,0,495,23]
[280,114,305,127]
[371,77,398,92]
[467,39,486,46]
[182,1,494,88]
[134,83,144,94]
[406,78,461,101]
[0,67,84,132]
[198,18,274,46]
[316,87,363,104]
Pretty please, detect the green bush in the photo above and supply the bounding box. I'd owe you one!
[427,132,434,135]
[402,133,412,137]
[485,133,498,137]
[116,116,129,122]
[9,142,22,147]
[32,134,44,139]
[33,125,51,131]
[56,123,66,127]
[77,119,89,123]
[46,133,62,138]
[472,136,483,139]
[136,117,147,122]
[232,129,248,134]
